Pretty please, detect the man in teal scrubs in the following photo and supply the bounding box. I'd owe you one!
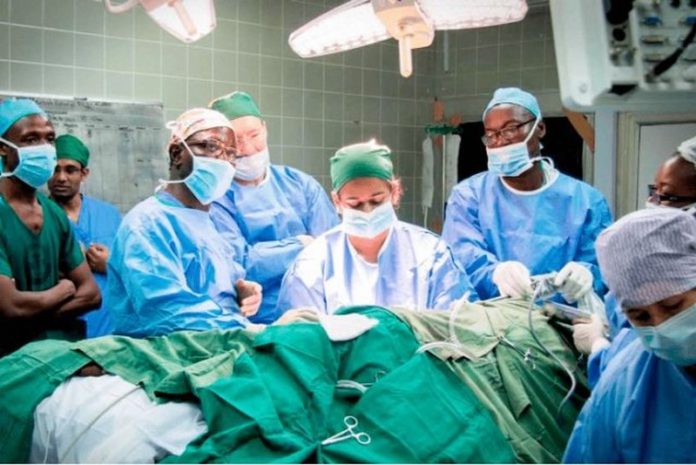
[0,98,100,356]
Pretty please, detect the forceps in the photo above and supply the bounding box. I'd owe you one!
[321,415,372,445]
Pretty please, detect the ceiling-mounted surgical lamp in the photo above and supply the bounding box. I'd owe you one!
[289,0,529,78]
[104,0,216,44]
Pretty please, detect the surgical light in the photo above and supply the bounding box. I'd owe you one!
[103,0,216,44]
[288,0,528,78]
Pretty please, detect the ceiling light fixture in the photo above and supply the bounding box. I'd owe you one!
[289,0,528,78]
[104,0,216,44]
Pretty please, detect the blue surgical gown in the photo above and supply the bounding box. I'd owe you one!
[564,338,696,463]
[107,192,248,337]
[211,165,339,324]
[604,291,629,336]
[69,195,121,338]
[276,221,478,314]
[585,291,635,387]
[442,169,613,300]
[586,326,637,389]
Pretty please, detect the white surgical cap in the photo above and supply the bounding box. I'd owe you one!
[167,108,232,144]
[677,135,696,165]
[596,208,696,308]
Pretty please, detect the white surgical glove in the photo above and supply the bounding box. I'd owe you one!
[297,235,314,247]
[554,262,593,302]
[572,314,610,355]
[275,308,321,325]
[492,261,532,298]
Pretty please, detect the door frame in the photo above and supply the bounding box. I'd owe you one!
[616,112,696,218]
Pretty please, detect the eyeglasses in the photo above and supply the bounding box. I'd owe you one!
[481,118,536,146]
[186,138,238,159]
[647,184,696,204]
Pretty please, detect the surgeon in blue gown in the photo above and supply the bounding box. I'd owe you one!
[442,87,612,302]
[563,208,696,463]
[575,139,696,387]
[209,91,339,324]
[276,140,477,314]
[48,134,121,337]
[107,108,262,338]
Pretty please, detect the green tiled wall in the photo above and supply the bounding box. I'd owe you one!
[0,0,561,227]
[0,0,435,224]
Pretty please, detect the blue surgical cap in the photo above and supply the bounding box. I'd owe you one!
[482,87,541,121]
[0,98,47,137]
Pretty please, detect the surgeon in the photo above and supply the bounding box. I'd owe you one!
[0,98,100,356]
[572,135,696,385]
[276,140,477,314]
[209,91,339,324]
[442,87,612,301]
[646,136,696,212]
[48,134,122,337]
[563,208,696,463]
[107,108,262,338]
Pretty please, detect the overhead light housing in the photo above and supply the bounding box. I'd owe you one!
[289,0,528,78]
[104,0,216,44]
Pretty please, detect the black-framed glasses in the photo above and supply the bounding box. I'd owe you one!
[186,138,238,159]
[481,118,536,146]
[647,184,696,204]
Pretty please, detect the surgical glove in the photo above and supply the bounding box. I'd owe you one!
[275,308,321,325]
[236,279,262,317]
[492,261,532,298]
[554,262,593,302]
[297,235,314,247]
[572,314,610,355]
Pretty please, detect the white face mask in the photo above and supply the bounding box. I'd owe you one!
[341,201,397,239]
[234,147,269,181]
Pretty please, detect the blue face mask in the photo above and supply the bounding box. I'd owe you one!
[341,200,397,239]
[486,118,540,177]
[163,140,236,205]
[0,136,57,188]
[633,302,696,366]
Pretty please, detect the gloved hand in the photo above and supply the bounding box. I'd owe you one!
[297,235,314,247]
[554,262,593,302]
[492,261,532,298]
[275,308,321,325]
[572,314,610,355]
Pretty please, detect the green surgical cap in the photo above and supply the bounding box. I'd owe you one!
[55,134,89,167]
[330,140,393,191]
[209,91,262,120]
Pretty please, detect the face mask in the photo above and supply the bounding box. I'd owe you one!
[234,147,269,181]
[0,136,57,188]
[164,141,236,205]
[633,302,696,366]
[341,201,397,239]
[486,118,540,177]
